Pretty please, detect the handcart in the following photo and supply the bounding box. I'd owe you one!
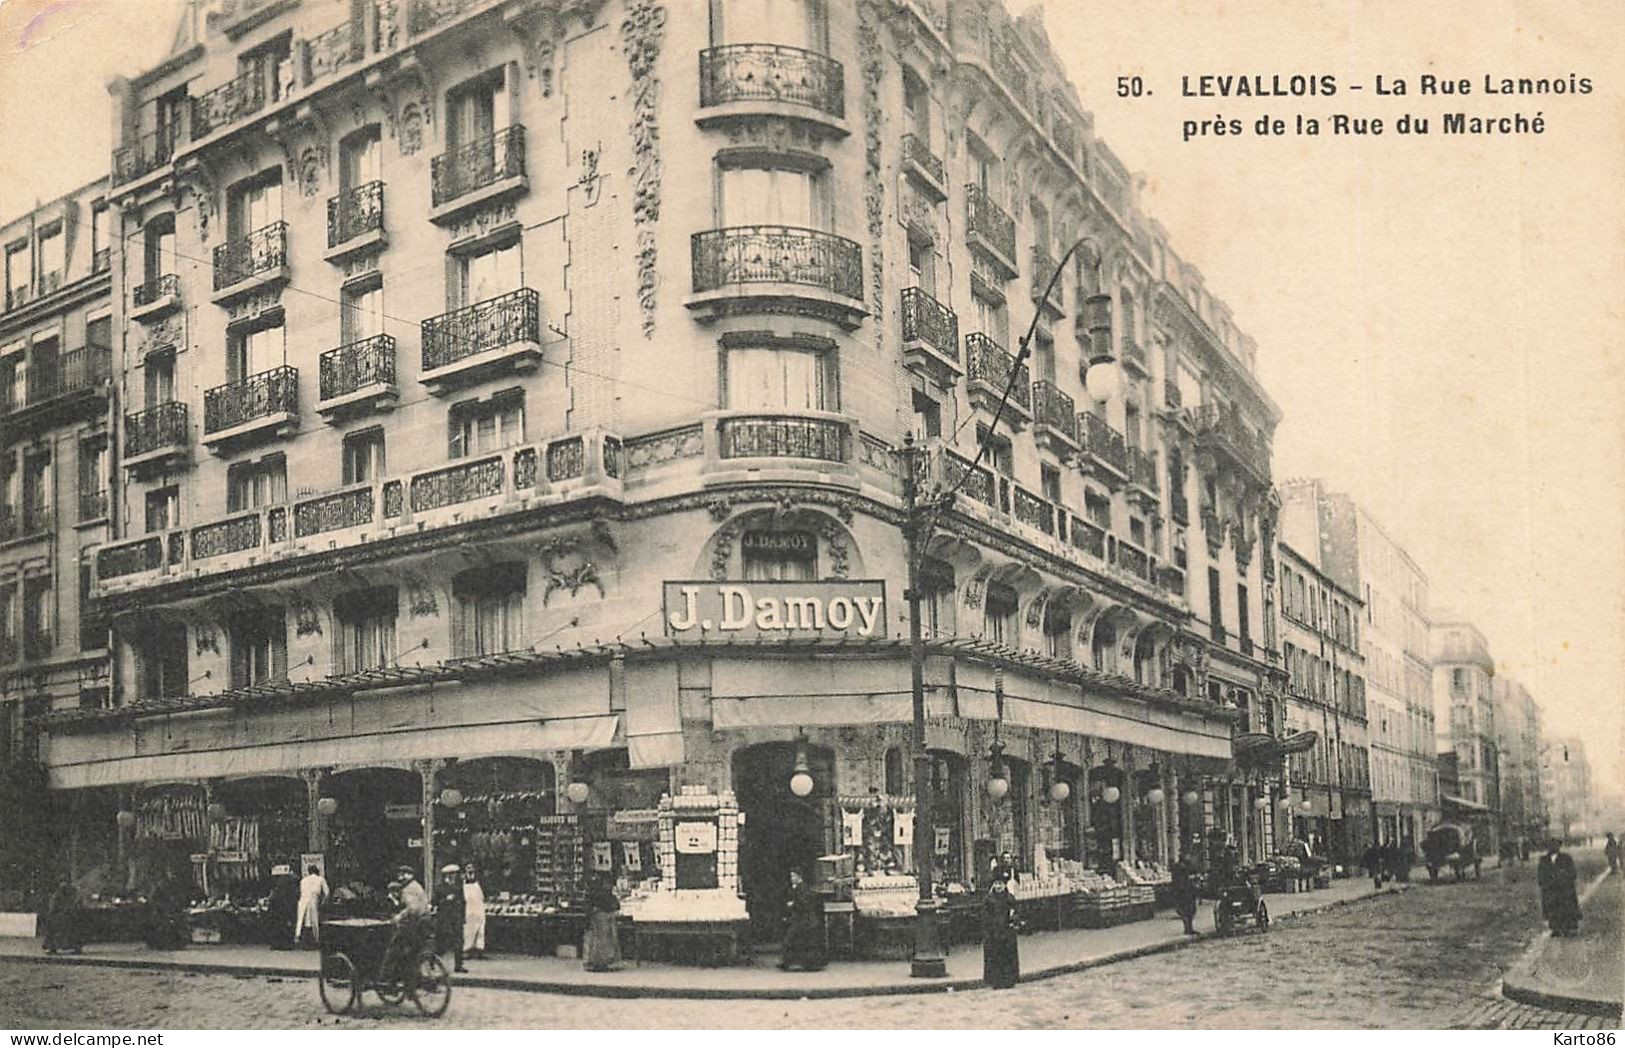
[318,917,451,1017]
[1212,877,1270,936]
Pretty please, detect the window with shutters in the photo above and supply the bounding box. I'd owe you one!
[342,427,386,485]
[137,621,188,700]
[229,605,286,688]
[448,391,524,458]
[333,586,398,673]
[453,563,525,657]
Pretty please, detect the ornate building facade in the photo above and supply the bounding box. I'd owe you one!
[1429,615,1499,850]
[33,0,1286,929]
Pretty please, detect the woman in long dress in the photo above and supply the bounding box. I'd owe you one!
[981,865,1020,989]
[582,876,622,972]
[779,869,827,971]
[1537,838,1580,936]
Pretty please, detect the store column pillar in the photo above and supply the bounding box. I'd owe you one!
[302,769,326,852]
[1121,749,1136,864]
[416,759,443,884]
[1079,739,1093,867]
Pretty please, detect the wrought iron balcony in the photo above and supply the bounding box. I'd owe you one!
[717,414,851,463]
[113,126,180,185]
[5,345,110,415]
[304,20,361,83]
[408,0,476,35]
[78,490,108,523]
[901,133,946,195]
[421,288,540,373]
[431,126,526,209]
[900,286,959,376]
[1195,403,1272,483]
[1115,541,1152,581]
[986,31,1030,111]
[944,450,997,511]
[964,333,1030,416]
[1031,246,1063,315]
[319,334,396,403]
[1127,445,1159,498]
[191,72,265,140]
[1069,515,1106,559]
[1078,411,1128,478]
[691,225,863,301]
[327,180,385,248]
[97,535,166,580]
[125,402,189,458]
[1011,485,1053,535]
[212,221,288,292]
[1031,380,1076,448]
[965,184,1016,269]
[133,273,180,309]
[411,456,505,513]
[203,364,299,436]
[293,486,374,539]
[192,514,262,561]
[1122,338,1149,375]
[1157,564,1187,597]
[699,44,845,119]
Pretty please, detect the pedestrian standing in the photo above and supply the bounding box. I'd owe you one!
[434,864,466,973]
[1605,832,1620,874]
[778,868,826,971]
[42,880,83,955]
[462,863,487,960]
[981,864,1020,989]
[1171,854,1200,935]
[294,864,328,947]
[1536,837,1581,936]
[582,874,624,972]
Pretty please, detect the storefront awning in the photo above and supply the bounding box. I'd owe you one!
[48,715,620,790]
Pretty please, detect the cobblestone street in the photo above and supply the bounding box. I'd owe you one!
[3,859,1618,1030]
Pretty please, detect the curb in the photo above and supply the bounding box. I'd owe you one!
[3,884,1398,1001]
[1500,869,1622,1020]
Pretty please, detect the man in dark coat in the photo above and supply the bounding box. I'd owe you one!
[43,881,83,954]
[1170,854,1200,934]
[267,871,299,949]
[1605,832,1620,873]
[1362,843,1384,890]
[981,863,1019,989]
[433,864,467,972]
[778,868,827,972]
[1536,838,1580,936]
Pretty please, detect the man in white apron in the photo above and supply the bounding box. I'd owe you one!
[294,864,329,946]
[462,863,487,959]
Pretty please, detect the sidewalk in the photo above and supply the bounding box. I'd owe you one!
[0,877,1391,999]
[1502,869,1623,1018]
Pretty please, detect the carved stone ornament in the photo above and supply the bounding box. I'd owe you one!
[399,101,425,156]
[858,0,886,320]
[140,317,184,353]
[538,536,607,605]
[623,425,703,471]
[293,598,323,637]
[404,572,438,618]
[195,625,220,656]
[621,0,666,338]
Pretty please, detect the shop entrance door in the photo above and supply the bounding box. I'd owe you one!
[731,742,832,944]
[326,767,422,890]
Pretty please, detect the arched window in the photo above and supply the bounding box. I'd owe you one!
[984,582,1018,645]
[921,558,956,638]
[1091,617,1118,673]
[1043,602,1071,660]
[1133,630,1158,685]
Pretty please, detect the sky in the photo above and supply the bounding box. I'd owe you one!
[0,0,1619,794]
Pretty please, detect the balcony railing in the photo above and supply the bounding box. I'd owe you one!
[78,490,108,523]
[212,221,287,291]
[98,536,165,580]
[699,44,845,118]
[718,414,850,463]
[965,184,1016,263]
[304,20,362,83]
[411,456,505,513]
[691,226,862,300]
[1078,411,1128,475]
[293,487,374,538]
[1196,404,1272,481]
[421,288,540,372]
[901,133,945,184]
[431,126,526,208]
[986,32,1030,110]
[944,451,997,510]
[1115,541,1152,581]
[113,125,181,185]
[190,73,265,140]
[133,273,180,308]
[192,514,262,561]
[1127,445,1158,493]
[1069,515,1106,559]
[964,334,1030,410]
[1031,380,1076,439]
[5,346,111,412]
[900,287,958,363]
[409,0,476,35]
[203,365,299,435]
[327,180,385,247]
[320,335,396,401]
[1157,564,1187,597]
[1011,486,1053,535]
[0,505,51,542]
[125,402,189,457]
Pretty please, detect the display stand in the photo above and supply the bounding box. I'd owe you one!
[621,787,749,965]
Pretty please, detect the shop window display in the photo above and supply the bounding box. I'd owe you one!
[321,767,422,911]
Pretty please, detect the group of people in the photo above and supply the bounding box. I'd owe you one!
[1361,841,1413,889]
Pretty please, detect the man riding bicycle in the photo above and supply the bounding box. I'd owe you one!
[380,865,432,989]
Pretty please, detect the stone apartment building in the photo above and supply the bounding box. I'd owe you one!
[1491,676,1543,846]
[1274,540,1369,864]
[1279,479,1436,853]
[27,0,1288,929]
[1429,615,1499,850]
[1542,736,1593,843]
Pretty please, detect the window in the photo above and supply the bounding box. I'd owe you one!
[78,437,107,520]
[449,392,525,458]
[341,280,384,344]
[21,451,49,532]
[907,237,936,296]
[1124,402,1141,448]
[1033,331,1055,383]
[1030,201,1051,252]
[91,204,109,269]
[884,747,906,795]
[1451,667,1466,692]
[22,576,52,658]
[37,226,64,293]
[921,558,955,638]
[229,605,286,688]
[1043,603,1071,660]
[1084,489,1111,529]
[143,214,176,285]
[911,388,941,440]
[1208,566,1224,641]
[78,550,105,651]
[741,529,817,581]
[975,425,1013,477]
[1237,583,1251,650]
[447,67,509,149]
[144,351,175,408]
[711,0,828,51]
[718,164,825,228]
[453,563,525,657]
[457,238,521,307]
[145,485,179,532]
[724,344,834,411]
[227,455,287,512]
[1040,464,1062,504]
[137,621,188,700]
[0,581,15,663]
[339,125,382,192]
[228,319,284,383]
[902,67,930,143]
[342,428,386,485]
[240,32,294,103]
[334,586,398,673]
[970,288,1006,345]
[984,583,1018,645]
[87,315,111,353]
[5,241,29,309]
[1129,516,1146,547]
[228,171,283,241]
[968,135,1000,200]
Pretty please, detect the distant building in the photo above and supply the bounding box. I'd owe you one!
[1429,615,1499,850]
[1492,676,1544,846]
[1542,737,1595,843]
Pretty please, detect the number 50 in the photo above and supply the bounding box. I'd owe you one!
[1117,76,1145,97]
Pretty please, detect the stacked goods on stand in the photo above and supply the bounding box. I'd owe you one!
[532,815,584,910]
[1116,860,1166,917]
[1009,872,1075,931]
[1073,868,1133,928]
[851,873,918,960]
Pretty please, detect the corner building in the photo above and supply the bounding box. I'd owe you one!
[50,0,1283,954]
